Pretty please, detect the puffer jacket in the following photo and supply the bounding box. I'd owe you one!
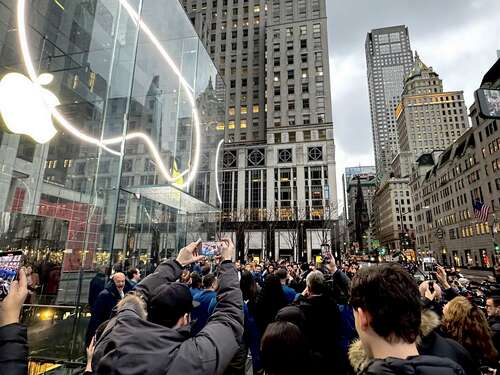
[349,310,472,375]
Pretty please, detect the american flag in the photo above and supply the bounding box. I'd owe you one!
[473,200,490,222]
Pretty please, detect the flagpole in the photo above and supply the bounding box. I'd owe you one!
[491,202,498,267]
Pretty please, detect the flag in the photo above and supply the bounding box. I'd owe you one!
[473,200,490,222]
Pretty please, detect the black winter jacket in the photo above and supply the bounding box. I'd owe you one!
[288,294,348,374]
[0,323,28,375]
[362,355,465,375]
[92,260,244,375]
[418,310,478,375]
[349,310,473,375]
[85,281,131,346]
[489,316,500,356]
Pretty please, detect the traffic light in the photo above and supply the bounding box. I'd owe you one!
[379,248,386,256]
[495,243,500,254]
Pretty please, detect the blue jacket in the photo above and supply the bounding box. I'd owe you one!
[243,302,262,371]
[252,272,264,287]
[190,287,202,298]
[282,285,298,304]
[191,289,217,335]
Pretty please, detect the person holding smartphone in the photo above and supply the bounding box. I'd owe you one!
[91,239,244,375]
[0,267,28,375]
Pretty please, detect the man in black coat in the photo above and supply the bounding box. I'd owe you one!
[277,270,348,374]
[91,239,244,375]
[486,294,500,354]
[88,266,106,310]
[0,268,28,375]
[85,272,130,346]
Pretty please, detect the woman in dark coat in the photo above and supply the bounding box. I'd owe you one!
[254,274,288,336]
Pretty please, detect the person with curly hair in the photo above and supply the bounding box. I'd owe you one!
[441,296,498,370]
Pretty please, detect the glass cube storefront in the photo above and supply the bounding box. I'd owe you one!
[0,0,224,366]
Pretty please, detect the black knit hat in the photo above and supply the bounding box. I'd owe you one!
[149,283,199,327]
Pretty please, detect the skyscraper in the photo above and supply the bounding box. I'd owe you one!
[183,0,337,261]
[365,25,414,177]
[396,52,470,163]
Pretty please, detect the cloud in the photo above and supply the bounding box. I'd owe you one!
[413,17,500,107]
[327,0,500,209]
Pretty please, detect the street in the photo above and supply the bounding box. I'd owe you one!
[459,268,495,283]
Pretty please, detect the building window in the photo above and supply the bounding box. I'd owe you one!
[308,147,323,161]
[278,149,293,163]
[248,148,265,167]
[223,150,237,168]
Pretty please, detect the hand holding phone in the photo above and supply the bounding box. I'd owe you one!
[200,242,222,258]
[0,251,23,301]
[321,248,332,263]
[0,266,27,327]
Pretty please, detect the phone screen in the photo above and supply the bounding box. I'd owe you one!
[200,242,221,258]
[0,251,23,301]
[321,248,332,261]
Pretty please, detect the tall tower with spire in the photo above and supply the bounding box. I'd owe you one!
[396,52,470,160]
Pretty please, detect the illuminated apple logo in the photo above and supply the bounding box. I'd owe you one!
[0,72,59,144]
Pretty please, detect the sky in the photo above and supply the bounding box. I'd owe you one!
[326,0,500,211]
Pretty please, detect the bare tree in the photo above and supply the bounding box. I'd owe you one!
[311,201,338,256]
[280,207,307,261]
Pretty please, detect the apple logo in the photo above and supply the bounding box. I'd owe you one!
[0,72,60,144]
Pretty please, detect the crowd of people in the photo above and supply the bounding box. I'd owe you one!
[1,240,500,375]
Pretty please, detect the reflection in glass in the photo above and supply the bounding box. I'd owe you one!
[0,0,224,364]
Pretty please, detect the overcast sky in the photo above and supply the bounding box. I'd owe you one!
[326,0,500,210]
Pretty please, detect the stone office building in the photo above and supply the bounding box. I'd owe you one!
[184,0,338,261]
[411,58,500,268]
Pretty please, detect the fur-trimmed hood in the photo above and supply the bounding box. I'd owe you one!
[348,309,441,372]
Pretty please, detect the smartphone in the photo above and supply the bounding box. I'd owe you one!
[200,242,222,258]
[0,250,23,301]
[321,248,332,262]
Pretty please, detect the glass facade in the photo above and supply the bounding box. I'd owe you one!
[0,0,224,364]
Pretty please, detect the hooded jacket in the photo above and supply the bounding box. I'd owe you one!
[92,260,244,375]
[362,356,465,375]
[349,310,473,375]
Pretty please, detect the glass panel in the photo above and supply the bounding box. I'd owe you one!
[0,0,223,365]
